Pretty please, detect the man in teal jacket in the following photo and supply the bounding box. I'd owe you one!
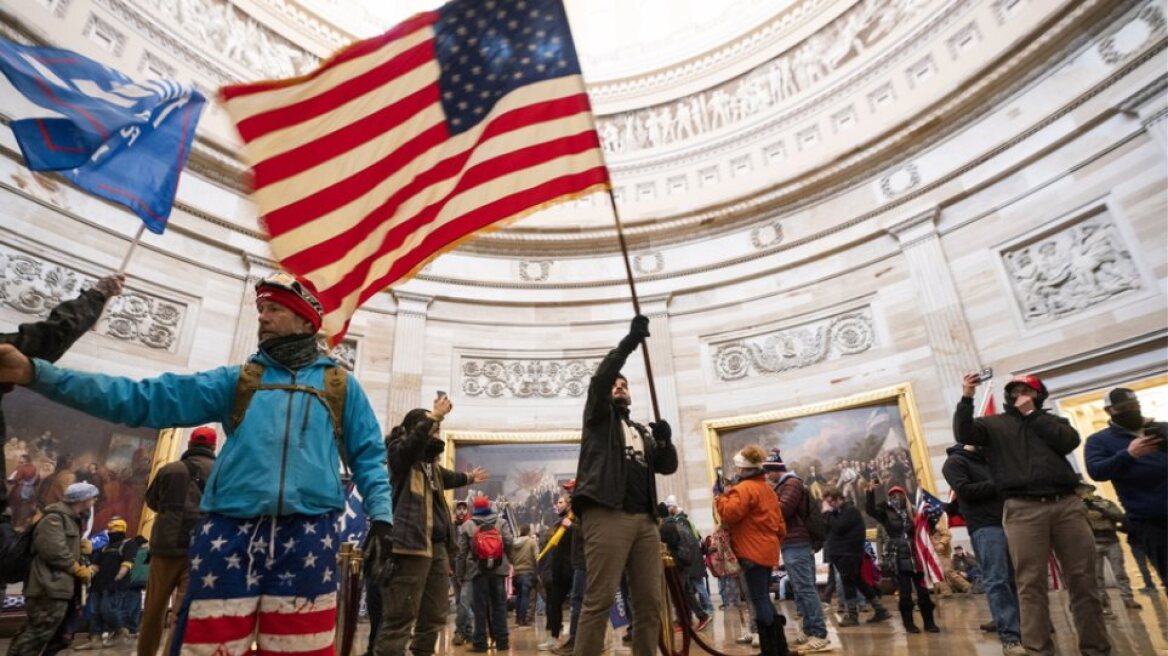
[0,273,392,655]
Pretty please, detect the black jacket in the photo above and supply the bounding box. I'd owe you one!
[387,419,470,558]
[941,444,1003,533]
[824,501,865,558]
[865,489,917,574]
[0,288,107,441]
[145,446,216,557]
[572,335,678,515]
[953,397,1080,498]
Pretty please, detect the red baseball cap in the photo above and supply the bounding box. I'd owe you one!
[189,426,218,448]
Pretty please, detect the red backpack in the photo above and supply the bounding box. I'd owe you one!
[472,522,505,569]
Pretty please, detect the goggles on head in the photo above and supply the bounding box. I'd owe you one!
[256,272,324,318]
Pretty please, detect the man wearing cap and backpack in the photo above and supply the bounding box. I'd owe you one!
[0,273,394,655]
[459,495,514,652]
[6,482,100,656]
[137,426,217,656]
[764,449,830,653]
[955,373,1111,656]
[1085,387,1168,585]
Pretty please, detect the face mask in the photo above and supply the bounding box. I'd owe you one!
[80,509,92,522]
[1112,410,1144,432]
[890,497,906,509]
[424,437,446,459]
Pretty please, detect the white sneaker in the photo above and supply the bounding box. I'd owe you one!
[752,633,760,648]
[735,629,754,644]
[537,638,559,651]
[800,636,832,653]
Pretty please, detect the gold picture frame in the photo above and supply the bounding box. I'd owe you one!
[702,383,936,498]
[441,430,581,530]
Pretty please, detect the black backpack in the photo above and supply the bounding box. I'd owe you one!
[673,522,703,568]
[0,511,64,584]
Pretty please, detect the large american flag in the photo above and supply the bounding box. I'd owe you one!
[220,0,609,343]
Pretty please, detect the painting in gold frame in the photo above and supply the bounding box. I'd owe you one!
[702,384,935,528]
[441,430,580,535]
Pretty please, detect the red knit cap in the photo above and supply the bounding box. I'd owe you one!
[473,495,490,510]
[256,286,323,332]
[190,426,218,448]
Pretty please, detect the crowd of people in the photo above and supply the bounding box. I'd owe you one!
[0,270,1163,656]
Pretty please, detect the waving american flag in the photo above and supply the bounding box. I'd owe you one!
[913,489,946,585]
[220,0,608,344]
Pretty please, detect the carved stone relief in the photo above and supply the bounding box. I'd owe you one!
[595,0,932,154]
[0,246,187,353]
[879,163,921,198]
[329,338,358,371]
[133,0,320,80]
[1001,214,1142,325]
[633,252,664,275]
[1098,4,1166,66]
[83,13,127,57]
[518,260,552,282]
[750,222,784,249]
[461,357,601,399]
[711,309,876,381]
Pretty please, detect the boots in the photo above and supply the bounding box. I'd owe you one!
[866,597,891,623]
[920,603,940,633]
[900,607,921,634]
[838,604,860,627]
[772,615,790,656]
[756,620,774,656]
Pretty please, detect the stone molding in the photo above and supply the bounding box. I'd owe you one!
[709,306,876,381]
[460,354,603,399]
[0,244,187,353]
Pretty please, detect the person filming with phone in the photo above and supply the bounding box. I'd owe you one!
[1085,388,1168,585]
[372,392,489,655]
[954,372,1111,656]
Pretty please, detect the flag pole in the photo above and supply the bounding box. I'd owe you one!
[603,188,662,422]
[118,223,147,274]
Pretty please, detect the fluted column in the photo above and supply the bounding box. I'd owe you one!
[227,258,265,365]
[387,291,433,426]
[887,209,980,409]
[640,294,688,506]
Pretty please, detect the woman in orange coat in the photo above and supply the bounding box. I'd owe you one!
[714,445,789,656]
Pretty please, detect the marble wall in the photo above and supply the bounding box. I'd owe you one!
[0,0,1165,536]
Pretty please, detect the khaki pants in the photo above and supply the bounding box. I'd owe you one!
[1003,495,1111,656]
[573,507,662,656]
[374,542,451,656]
[137,553,189,656]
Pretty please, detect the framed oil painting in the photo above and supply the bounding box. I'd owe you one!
[702,384,935,528]
[442,430,580,536]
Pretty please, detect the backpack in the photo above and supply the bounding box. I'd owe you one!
[472,522,505,570]
[704,527,741,578]
[673,521,702,569]
[800,483,827,553]
[230,363,349,473]
[128,543,150,587]
[0,511,65,585]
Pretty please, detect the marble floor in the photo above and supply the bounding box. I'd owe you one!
[2,589,1164,654]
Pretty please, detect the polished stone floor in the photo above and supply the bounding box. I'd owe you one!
[2,589,1164,654]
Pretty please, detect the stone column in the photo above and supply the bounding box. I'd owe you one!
[640,294,689,507]
[887,208,981,409]
[227,260,265,365]
[387,291,432,425]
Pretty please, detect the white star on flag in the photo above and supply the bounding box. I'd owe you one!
[238,521,254,535]
[282,537,297,552]
[201,572,218,589]
[246,572,260,588]
[201,523,212,535]
[190,555,203,571]
[321,535,334,550]
[225,554,242,570]
[303,521,317,535]
[322,567,334,583]
[210,536,227,552]
[304,552,318,568]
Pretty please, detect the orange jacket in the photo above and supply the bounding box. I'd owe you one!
[715,474,786,567]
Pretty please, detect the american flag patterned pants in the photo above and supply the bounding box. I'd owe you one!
[169,512,340,656]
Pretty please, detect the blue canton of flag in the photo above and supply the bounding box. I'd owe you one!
[0,38,204,233]
[917,488,947,526]
[435,0,583,135]
[336,483,368,545]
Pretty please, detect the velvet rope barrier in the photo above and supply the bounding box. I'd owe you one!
[658,549,754,656]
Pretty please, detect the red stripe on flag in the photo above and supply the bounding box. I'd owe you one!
[256,608,336,635]
[236,39,435,143]
[182,614,257,644]
[310,129,603,306]
[350,165,609,311]
[219,12,438,101]
[258,645,335,656]
[262,92,594,236]
[251,83,441,189]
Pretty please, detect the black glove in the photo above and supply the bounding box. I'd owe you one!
[364,520,395,580]
[648,420,671,442]
[628,315,650,341]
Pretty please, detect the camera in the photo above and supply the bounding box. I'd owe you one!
[977,366,993,383]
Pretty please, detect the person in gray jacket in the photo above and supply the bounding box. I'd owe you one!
[7,482,100,656]
[459,496,514,652]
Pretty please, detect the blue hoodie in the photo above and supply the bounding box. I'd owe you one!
[1084,423,1167,521]
[28,351,391,522]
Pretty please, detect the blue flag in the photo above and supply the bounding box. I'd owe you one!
[0,38,205,233]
